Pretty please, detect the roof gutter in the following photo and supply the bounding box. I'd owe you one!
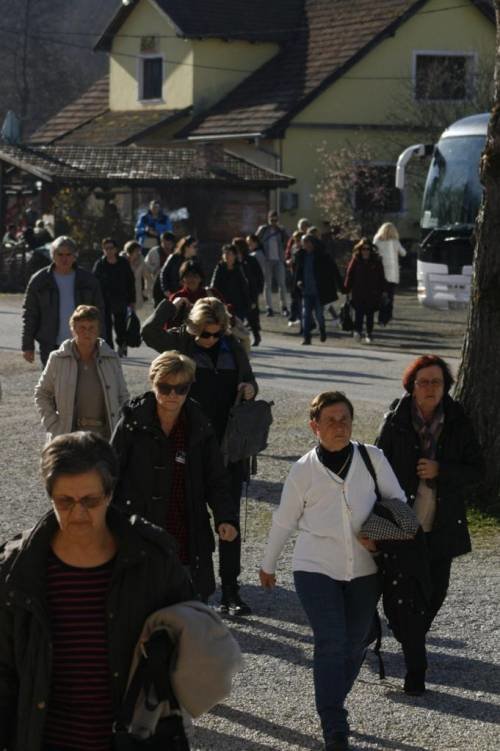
[187,132,264,141]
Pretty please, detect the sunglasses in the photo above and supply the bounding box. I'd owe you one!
[199,330,222,340]
[52,494,107,512]
[155,382,192,396]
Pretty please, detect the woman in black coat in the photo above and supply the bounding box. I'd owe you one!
[141,296,258,616]
[111,350,238,601]
[210,243,251,322]
[376,354,483,696]
[160,235,198,297]
[0,432,192,751]
[233,236,264,346]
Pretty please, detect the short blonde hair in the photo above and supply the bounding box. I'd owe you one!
[69,305,100,329]
[149,350,196,384]
[186,297,230,337]
[374,222,400,241]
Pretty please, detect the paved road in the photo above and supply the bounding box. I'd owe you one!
[0,295,459,407]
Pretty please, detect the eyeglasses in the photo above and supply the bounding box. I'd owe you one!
[414,379,444,388]
[155,382,192,396]
[198,330,222,340]
[52,493,107,512]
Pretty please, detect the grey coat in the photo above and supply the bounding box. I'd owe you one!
[21,264,105,352]
[34,338,129,439]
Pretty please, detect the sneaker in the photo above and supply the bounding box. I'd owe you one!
[364,335,373,344]
[265,308,274,317]
[288,319,300,327]
[353,332,361,342]
[281,307,289,317]
[218,585,252,617]
[404,671,426,696]
[325,732,349,750]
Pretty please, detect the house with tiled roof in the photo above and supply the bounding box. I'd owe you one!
[31,0,495,238]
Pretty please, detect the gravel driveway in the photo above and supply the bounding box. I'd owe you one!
[0,293,498,751]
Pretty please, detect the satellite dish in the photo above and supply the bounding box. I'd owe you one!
[1,111,21,145]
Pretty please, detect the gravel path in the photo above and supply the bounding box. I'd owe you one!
[0,294,498,751]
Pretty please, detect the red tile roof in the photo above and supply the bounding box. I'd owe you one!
[95,0,303,49]
[0,143,295,188]
[29,77,109,144]
[180,0,494,139]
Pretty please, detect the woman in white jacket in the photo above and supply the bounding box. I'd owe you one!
[260,391,405,751]
[373,222,407,321]
[35,305,129,440]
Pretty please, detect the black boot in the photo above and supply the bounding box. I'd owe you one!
[219,585,252,616]
[404,670,426,696]
[252,332,261,346]
[319,327,327,342]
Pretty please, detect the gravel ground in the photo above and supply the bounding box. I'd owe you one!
[0,294,498,751]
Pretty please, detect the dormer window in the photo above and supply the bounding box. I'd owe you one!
[139,56,164,101]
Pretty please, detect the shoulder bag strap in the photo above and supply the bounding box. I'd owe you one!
[357,443,382,503]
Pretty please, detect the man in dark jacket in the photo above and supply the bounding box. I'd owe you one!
[93,237,136,357]
[294,235,343,345]
[21,235,104,366]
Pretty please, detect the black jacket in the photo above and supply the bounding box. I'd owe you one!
[241,254,264,301]
[111,395,237,598]
[375,393,483,559]
[92,255,136,311]
[141,302,257,396]
[21,264,105,351]
[0,508,193,751]
[160,254,184,295]
[294,247,343,305]
[210,262,251,318]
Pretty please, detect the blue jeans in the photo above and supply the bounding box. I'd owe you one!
[294,571,380,740]
[302,293,325,339]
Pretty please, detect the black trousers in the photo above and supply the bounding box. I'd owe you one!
[246,304,261,337]
[40,342,57,367]
[219,460,244,587]
[401,545,452,673]
[104,306,128,349]
[353,303,375,336]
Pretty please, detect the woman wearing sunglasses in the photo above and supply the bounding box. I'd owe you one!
[111,349,238,602]
[141,297,258,615]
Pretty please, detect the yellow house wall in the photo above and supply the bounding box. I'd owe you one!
[192,39,278,114]
[110,0,194,111]
[293,0,494,125]
[280,0,495,234]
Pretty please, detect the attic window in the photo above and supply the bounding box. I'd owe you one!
[140,56,163,101]
[414,53,475,101]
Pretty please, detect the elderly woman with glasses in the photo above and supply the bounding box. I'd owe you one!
[141,297,257,615]
[375,354,483,696]
[0,431,193,751]
[111,350,238,603]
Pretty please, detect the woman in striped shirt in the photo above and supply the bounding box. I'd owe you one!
[0,431,193,751]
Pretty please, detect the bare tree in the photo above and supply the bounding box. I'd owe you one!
[314,141,401,238]
[455,4,500,515]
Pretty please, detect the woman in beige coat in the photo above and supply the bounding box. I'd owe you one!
[35,305,129,440]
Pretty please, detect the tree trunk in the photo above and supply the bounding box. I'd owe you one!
[455,2,500,514]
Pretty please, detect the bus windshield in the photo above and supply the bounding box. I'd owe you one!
[421,135,485,230]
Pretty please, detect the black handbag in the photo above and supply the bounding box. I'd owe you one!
[339,299,354,332]
[126,309,142,348]
[220,391,274,466]
[113,631,190,751]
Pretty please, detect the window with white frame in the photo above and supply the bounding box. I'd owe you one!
[139,56,164,101]
[414,52,475,101]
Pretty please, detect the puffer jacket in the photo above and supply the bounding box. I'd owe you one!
[375,393,483,559]
[111,394,237,598]
[34,338,129,439]
[0,508,193,751]
[21,264,105,351]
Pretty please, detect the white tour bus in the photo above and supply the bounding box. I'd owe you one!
[396,113,488,308]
